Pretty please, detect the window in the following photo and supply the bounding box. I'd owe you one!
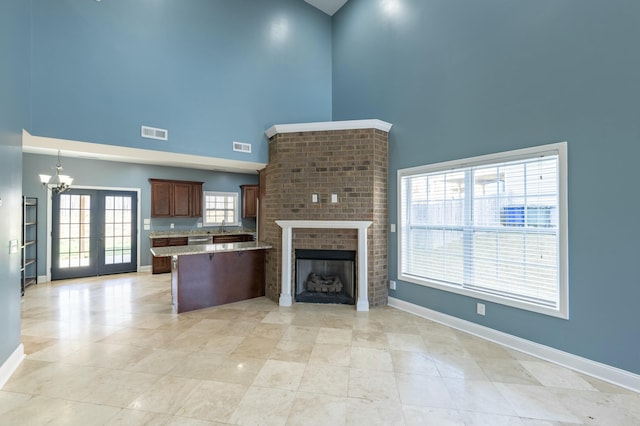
[398,143,568,318]
[203,191,239,226]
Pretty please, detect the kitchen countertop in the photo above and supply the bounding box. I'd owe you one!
[149,229,256,239]
[150,241,272,257]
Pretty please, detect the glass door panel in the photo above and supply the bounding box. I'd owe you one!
[52,189,137,280]
[102,194,135,270]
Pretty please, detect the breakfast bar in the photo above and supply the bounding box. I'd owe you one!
[151,241,272,313]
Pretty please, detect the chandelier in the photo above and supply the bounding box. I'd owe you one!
[39,150,74,193]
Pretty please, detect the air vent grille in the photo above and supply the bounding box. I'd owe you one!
[141,126,168,141]
[233,141,252,153]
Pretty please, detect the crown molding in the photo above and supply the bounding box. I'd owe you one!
[265,119,392,139]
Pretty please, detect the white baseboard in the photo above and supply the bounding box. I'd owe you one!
[0,344,24,389]
[388,297,640,393]
[35,269,150,283]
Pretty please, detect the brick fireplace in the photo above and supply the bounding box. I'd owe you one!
[262,120,391,309]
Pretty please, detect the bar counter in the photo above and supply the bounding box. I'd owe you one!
[150,241,272,313]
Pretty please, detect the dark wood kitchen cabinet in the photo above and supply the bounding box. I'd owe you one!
[240,184,259,218]
[152,237,188,274]
[213,234,254,244]
[149,179,203,218]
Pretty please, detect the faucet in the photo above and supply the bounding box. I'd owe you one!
[220,219,225,233]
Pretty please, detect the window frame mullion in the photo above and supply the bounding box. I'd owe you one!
[462,169,474,288]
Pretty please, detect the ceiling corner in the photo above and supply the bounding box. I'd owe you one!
[303,0,349,16]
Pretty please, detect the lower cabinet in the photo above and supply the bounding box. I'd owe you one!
[213,234,254,244]
[152,237,187,274]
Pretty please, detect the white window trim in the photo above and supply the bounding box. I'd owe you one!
[397,142,569,319]
[202,191,240,227]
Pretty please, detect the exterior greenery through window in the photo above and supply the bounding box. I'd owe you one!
[203,191,239,226]
[398,143,568,318]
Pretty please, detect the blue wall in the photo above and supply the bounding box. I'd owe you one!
[0,0,30,365]
[333,0,640,374]
[5,0,639,378]
[23,153,258,276]
[31,0,332,164]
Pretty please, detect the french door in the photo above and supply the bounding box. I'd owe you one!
[51,189,138,280]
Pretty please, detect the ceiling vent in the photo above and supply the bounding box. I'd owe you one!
[141,126,168,141]
[233,141,252,153]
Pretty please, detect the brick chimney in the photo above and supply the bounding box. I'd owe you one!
[262,120,392,308]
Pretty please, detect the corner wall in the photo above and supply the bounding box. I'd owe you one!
[30,0,332,165]
[332,0,640,374]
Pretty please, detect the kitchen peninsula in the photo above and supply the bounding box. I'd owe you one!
[149,230,256,274]
[151,241,272,313]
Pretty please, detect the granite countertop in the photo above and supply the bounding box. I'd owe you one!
[149,228,256,238]
[150,241,272,257]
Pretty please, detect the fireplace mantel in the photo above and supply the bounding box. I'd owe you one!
[276,220,372,311]
[265,119,392,139]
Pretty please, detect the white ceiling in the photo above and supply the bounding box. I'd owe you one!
[304,0,349,16]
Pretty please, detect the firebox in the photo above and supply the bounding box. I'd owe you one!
[295,249,356,305]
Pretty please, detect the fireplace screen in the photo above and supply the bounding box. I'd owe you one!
[295,249,356,305]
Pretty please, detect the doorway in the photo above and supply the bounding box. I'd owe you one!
[51,188,138,280]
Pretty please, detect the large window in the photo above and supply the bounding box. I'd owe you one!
[398,143,568,318]
[203,191,239,226]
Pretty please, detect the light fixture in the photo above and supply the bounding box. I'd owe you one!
[39,150,74,193]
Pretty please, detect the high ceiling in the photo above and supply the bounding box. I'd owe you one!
[22,0,352,174]
[304,0,349,16]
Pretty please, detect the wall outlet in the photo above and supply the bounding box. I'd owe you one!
[170,223,174,229]
[311,193,319,203]
[197,222,203,228]
[477,303,486,316]
[389,280,396,290]
[331,193,338,203]
[390,224,396,233]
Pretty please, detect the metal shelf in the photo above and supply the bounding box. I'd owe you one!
[22,196,38,296]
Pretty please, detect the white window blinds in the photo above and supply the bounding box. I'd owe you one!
[398,143,568,317]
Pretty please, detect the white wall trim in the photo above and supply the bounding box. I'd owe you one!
[139,265,152,273]
[265,119,393,138]
[0,344,24,389]
[388,297,640,393]
[23,130,265,175]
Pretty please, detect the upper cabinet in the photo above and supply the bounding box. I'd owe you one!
[150,179,203,218]
[240,184,259,218]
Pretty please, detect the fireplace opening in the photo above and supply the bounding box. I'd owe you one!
[295,249,356,305]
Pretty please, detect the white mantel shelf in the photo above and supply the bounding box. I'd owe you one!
[276,220,373,311]
[265,119,392,139]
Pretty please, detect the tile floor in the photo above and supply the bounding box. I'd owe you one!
[1,272,639,425]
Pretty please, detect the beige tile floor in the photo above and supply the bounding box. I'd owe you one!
[2,272,639,425]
